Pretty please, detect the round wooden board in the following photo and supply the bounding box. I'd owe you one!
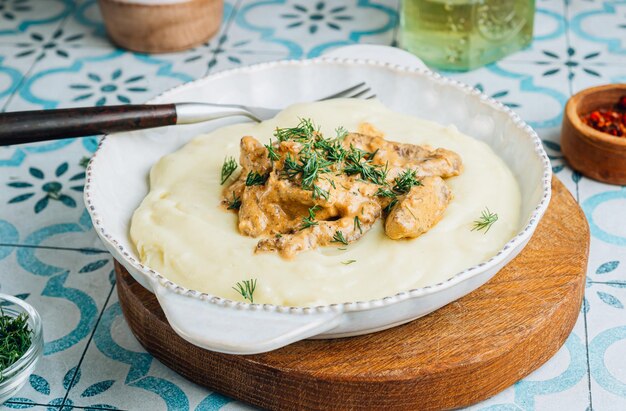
[116,177,589,411]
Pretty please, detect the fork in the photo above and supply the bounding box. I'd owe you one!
[0,83,375,146]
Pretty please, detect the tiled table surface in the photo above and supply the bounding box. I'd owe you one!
[0,0,624,410]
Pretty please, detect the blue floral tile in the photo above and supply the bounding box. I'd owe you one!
[65,291,246,411]
[6,47,192,111]
[0,246,115,407]
[497,0,568,64]
[0,44,38,111]
[568,0,625,66]
[58,0,112,50]
[570,63,626,95]
[235,0,399,58]
[443,61,569,130]
[585,284,626,411]
[467,320,589,411]
[0,0,73,45]
[579,180,626,271]
[0,139,101,250]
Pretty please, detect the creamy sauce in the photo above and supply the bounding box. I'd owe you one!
[130,99,521,306]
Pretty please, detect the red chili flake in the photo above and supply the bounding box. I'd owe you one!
[581,94,626,138]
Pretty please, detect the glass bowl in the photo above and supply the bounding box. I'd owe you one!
[0,294,43,404]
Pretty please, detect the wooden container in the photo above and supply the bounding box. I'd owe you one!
[98,0,223,54]
[561,84,626,185]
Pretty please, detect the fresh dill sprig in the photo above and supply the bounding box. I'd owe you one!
[221,157,238,185]
[232,279,257,303]
[265,139,280,161]
[302,151,332,189]
[226,192,241,210]
[335,126,348,140]
[354,216,362,234]
[375,187,397,199]
[245,171,268,186]
[274,118,317,143]
[472,208,498,233]
[312,185,329,200]
[0,309,32,379]
[341,260,357,265]
[332,230,348,245]
[314,138,346,163]
[392,169,422,194]
[300,205,320,230]
[79,156,90,168]
[343,146,387,185]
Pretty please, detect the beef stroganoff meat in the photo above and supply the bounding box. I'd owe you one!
[221,120,463,258]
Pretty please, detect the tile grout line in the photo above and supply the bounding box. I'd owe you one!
[1,7,74,113]
[588,280,626,286]
[205,0,243,77]
[60,282,117,408]
[0,243,108,254]
[4,400,60,407]
[562,2,593,410]
[1,50,41,112]
[390,0,401,47]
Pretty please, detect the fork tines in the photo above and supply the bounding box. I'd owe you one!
[320,82,376,101]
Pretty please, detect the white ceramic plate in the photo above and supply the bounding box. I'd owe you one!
[85,47,551,354]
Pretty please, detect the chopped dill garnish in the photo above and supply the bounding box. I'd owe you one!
[343,146,387,185]
[226,192,241,210]
[265,139,280,161]
[282,150,332,190]
[275,233,283,238]
[392,169,422,194]
[300,205,320,230]
[0,309,32,379]
[341,260,357,265]
[314,138,346,163]
[79,156,90,168]
[221,157,238,185]
[375,187,397,199]
[335,126,348,140]
[472,208,498,233]
[245,171,268,186]
[354,216,362,234]
[332,230,348,245]
[274,118,317,143]
[232,279,257,303]
[301,152,332,189]
[312,185,329,200]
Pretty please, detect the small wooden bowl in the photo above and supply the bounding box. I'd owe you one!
[561,84,626,185]
[98,0,223,54]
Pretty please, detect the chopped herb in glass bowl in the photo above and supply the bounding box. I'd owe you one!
[0,294,43,404]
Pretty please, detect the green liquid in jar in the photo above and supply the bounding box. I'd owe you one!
[400,0,535,71]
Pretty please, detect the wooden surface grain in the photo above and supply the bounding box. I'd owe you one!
[116,177,589,411]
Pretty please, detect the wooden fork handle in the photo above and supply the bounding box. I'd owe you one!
[0,104,177,146]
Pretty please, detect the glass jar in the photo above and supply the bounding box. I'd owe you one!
[0,294,44,404]
[400,0,535,71]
